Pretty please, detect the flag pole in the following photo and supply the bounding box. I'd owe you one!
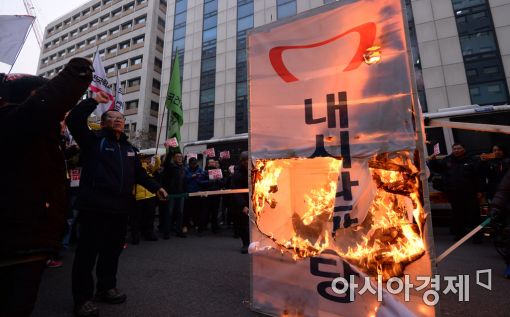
[436,218,491,264]
[155,106,167,157]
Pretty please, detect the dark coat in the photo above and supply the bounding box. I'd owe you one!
[0,58,93,258]
[161,159,186,194]
[66,99,161,214]
[428,154,484,194]
[231,164,249,210]
[491,168,510,213]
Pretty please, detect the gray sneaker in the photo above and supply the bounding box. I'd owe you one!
[95,288,127,304]
[74,300,99,317]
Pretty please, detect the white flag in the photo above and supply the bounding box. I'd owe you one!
[89,51,114,116]
[0,15,34,65]
[114,70,124,113]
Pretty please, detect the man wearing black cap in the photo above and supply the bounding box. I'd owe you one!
[0,58,94,317]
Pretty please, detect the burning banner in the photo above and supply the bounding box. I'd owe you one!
[248,1,436,316]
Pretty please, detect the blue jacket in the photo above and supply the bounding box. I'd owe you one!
[66,100,161,214]
[185,165,204,193]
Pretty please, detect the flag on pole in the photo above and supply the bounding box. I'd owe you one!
[112,70,124,113]
[0,15,34,65]
[89,51,114,116]
[165,53,183,143]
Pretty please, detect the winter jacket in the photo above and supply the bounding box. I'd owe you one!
[491,168,510,213]
[66,100,161,214]
[231,164,249,210]
[185,165,204,193]
[428,154,484,194]
[0,58,93,258]
[161,160,186,194]
[135,156,161,200]
[481,158,510,200]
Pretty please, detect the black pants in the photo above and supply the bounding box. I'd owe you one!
[132,197,157,236]
[446,192,480,239]
[185,196,203,228]
[72,211,128,305]
[0,258,47,317]
[236,210,250,247]
[200,196,220,232]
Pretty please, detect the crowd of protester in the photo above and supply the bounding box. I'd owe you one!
[0,58,250,317]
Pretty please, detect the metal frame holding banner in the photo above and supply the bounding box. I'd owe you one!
[247,1,437,316]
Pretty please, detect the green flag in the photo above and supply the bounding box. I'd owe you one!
[165,53,183,143]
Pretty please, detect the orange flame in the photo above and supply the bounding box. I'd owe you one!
[252,152,426,280]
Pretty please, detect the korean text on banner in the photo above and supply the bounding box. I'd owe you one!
[90,51,114,116]
[113,70,125,113]
[165,53,183,142]
[248,0,435,316]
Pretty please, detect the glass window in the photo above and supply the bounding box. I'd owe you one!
[452,0,485,10]
[470,81,508,105]
[87,37,96,45]
[202,57,216,72]
[200,88,215,103]
[174,11,186,25]
[151,101,159,111]
[112,8,121,17]
[105,65,115,73]
[154,57,162,68]
[277,0,296,19]
[158,17,166,28]
[124,2,134,10]
[107,45,117,53]
[203,27,217,42]
[110,27,119,35]
[204,0,218,14]
[484,66,498,74]
[203,15,217,30]
[460,31,497,56]
[128,77,141,86]
[135,15,147,24]
[122,21,132,30]
[176,0,187,14]
[118,61,128,69]
[238,2,253,18]
[99,32,107,40]
[133,35,145,44]
[119,41,130,49]
[100,15,110,22]
[131,56,143,65]
[126,100,138,110]
[173,38,185,51]
[173,27,186,40]
[237,15,253,31]
[152,79,161,89]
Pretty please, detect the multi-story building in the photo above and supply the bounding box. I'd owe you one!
[37,0,168,149]
[159,0,510,157]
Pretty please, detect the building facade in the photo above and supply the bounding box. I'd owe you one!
[37,0,168,148]
[158,0,510,156]
[38,0,510,154]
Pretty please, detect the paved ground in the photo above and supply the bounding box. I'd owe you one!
[32,225,510,317]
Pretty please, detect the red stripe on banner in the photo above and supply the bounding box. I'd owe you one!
[269,22,377,83]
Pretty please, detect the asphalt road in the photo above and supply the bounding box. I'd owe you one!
[32,225,510,317]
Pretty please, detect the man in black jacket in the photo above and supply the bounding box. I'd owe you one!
[231,151,250,253]
[0,58,94,317]
[428,143,484,241]
[66,93,167,317]
[161,152,186,238]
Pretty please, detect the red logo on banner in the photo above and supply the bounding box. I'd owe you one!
[269,22,376,83]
